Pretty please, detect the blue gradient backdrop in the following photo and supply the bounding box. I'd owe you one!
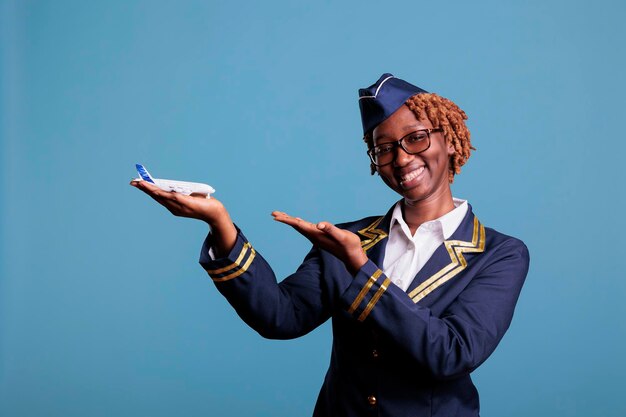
[2,1,625,416]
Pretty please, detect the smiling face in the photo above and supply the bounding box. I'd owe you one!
[372,104,455,205]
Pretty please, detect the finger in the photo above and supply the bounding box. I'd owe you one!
[132,180,163,197]
[317,221,343,240]
[273,213,333,243]
[271,211,309,223]
[273,213,317,231]
[134,182,186,206]
[278,221,334,247]
[271,210,293,220]
[274,215,307,229]
[271,210,295,222]
[132,181,186,212]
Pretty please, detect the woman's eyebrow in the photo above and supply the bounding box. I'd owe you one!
[374,124,425,142]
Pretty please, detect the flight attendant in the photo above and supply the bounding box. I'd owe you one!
[131,73,530,417]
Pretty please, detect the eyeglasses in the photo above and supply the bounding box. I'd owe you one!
[367,128,443,167]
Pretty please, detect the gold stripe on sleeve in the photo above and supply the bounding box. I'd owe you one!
[204,242,251,275]
[347,269,382,314]
[357,277,391,322]
[211,248,257,282]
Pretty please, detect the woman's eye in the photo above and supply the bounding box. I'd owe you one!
[407,133,427,143]
[377,145,394,154]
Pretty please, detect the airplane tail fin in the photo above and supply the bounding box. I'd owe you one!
[135,164,156,183]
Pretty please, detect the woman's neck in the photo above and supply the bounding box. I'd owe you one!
[401,188,455,234]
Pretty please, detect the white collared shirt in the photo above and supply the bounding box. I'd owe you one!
[382,198,468,292]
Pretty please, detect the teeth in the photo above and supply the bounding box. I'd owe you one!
[400,167,425,184]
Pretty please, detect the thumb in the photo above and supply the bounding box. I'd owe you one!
[317,222,342,240]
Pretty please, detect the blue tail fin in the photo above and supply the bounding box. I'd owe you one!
[135,164,155,183]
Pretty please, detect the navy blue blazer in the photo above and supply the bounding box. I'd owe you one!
[199,203,530,417]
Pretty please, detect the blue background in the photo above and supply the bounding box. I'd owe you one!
[1,1,625,416]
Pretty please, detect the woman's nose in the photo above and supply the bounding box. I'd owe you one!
[393,145,413,167]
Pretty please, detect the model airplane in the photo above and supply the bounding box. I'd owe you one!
[133,164,215,198]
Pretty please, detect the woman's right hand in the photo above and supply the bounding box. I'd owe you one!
[130,180,237,257]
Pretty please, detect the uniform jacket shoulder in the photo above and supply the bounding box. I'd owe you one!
[484,225,528,251]
[482,225,530,266]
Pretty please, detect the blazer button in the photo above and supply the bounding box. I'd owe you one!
[367,395,377,406]
[372,349,379,358]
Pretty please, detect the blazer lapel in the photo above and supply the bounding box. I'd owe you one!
[405,204,486,303]
[357,203,395,268]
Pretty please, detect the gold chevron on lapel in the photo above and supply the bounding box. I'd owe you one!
[357,217,388,252]
[408,216,486,303]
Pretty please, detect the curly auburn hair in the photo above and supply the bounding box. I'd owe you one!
[363,93,474,183]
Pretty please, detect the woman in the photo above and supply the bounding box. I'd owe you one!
[130,73,530,417]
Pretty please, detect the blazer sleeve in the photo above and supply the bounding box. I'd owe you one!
[339,239,530,380]
[199,227,331,340]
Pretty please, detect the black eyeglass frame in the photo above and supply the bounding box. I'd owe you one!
[367,128,444,167]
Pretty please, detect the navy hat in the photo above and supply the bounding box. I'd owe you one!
[358,73,428,135]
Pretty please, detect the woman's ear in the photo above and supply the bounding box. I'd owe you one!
[446,141,455,156]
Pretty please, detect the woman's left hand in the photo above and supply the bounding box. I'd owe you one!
[272,211,368,276]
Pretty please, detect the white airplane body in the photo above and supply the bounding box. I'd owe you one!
[134,164,215,198]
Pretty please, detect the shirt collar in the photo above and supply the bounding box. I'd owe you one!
[390,198,468,240]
